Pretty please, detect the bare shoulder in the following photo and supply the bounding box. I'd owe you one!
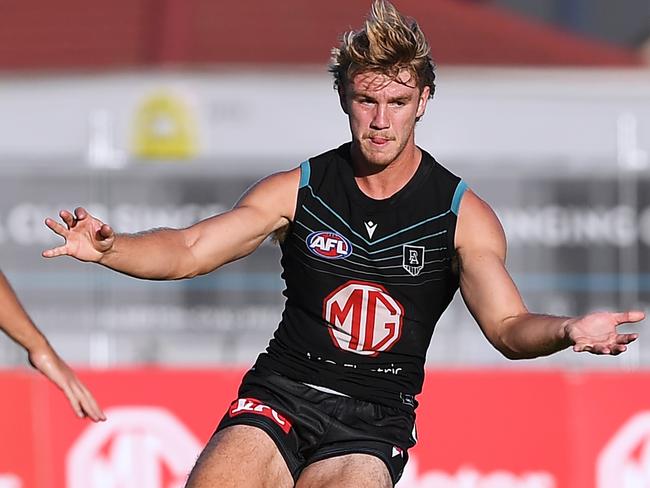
[237,167,302,222]
[455,189,506,257]
[245,167,301,196]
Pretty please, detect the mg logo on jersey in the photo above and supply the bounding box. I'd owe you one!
[229,398,293,434]
[324,280,404,356]
[598,411,650,487]
[307,231,352,259]
[67,406,201,488]
[402,245,425,276]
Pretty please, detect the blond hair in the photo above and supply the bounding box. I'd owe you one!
[330,0,435,97]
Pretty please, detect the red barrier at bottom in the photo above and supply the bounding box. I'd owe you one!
[0,368,648,488]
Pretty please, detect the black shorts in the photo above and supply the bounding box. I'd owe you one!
[215,368,417,484]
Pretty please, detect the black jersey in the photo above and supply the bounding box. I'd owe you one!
[254,143,467,412]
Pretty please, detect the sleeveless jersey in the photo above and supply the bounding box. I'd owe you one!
[254,143,468,412]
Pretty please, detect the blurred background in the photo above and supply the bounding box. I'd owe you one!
[1,0,648,370]
[0,1,649,487]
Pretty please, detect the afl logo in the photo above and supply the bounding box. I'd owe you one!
[307,231,353,259]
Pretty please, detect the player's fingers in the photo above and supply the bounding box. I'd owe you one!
[585,344,610,355]
[44,217,69,238]
[83,401,106,422]
[77,395,98,421]
[76,382,106,422]
[42,245,70,258]
[83,396,106,422]
[70,382,93,418]
[614,311,645,324]
[97,223,114,240]
[573,343,593,353]
[74,207,88,221]
[59,209,76,229]
[61,384,85,418]
[616,333,638,345]
[574,342,613,354]
[609,345,627,356]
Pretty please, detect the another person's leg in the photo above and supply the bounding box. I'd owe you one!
[185,425,293,488]
[295,453,392,488]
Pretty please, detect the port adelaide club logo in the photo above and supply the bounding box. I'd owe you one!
[402,245,425,276]
[307,231,353,259]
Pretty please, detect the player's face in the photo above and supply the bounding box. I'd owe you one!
[342,69,429,167]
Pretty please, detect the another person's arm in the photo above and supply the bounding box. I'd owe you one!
[0,271,105,421]
[43,169,300,279]
[455,190,643,359]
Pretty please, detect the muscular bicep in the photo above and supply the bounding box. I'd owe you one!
[455,190,528,344]
[180,168,299,276]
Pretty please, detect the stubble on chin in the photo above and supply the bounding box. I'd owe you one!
[359,146,391,167]
[360,139,405,167]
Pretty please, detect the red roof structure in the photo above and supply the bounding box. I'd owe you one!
[0,0,642,71]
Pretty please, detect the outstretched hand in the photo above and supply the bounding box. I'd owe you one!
[29,345,106,422]
[43,207,115,262]
[565,311,644,355]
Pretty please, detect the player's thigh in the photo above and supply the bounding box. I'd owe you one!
[185,425,293,488]
[295,453,392,488]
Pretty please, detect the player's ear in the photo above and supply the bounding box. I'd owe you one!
[416,86,430,119]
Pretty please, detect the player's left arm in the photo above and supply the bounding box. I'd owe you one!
[455,190,644,359]
[0,271,106,421]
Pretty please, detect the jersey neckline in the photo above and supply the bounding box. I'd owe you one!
[336,142,434,212]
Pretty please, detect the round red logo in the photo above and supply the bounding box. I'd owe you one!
[323,280,404,356]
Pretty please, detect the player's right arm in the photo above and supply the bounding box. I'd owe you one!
[43,168,300,279]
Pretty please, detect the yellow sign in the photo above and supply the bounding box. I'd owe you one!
[133,91,198,159]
